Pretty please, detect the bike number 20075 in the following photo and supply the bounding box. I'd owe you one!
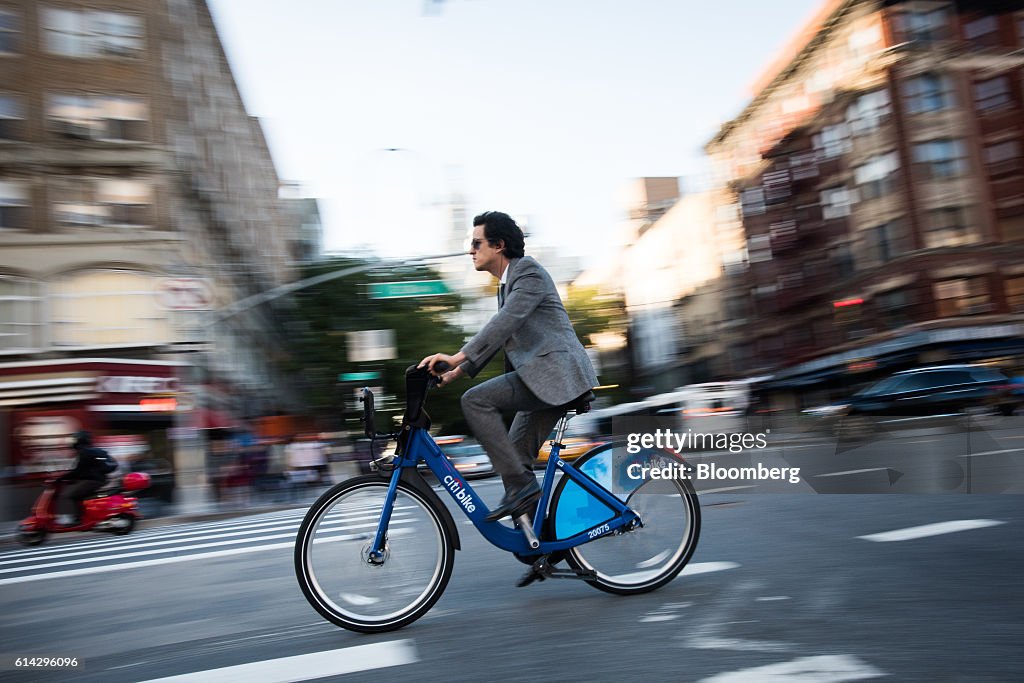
[587,523,610,539]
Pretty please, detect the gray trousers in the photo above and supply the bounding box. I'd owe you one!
[461,371,564,489]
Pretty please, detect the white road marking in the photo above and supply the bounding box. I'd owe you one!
[639,614,678,623]
[815,468,892,477]
[681,561,740,576]
[700,654,885,682]
[0,528,413,586]
[136,640,418,683]
[0,511,308,560]
[0,516,410,574]
[858,519,1005,543]
[0,509,409,567]
[687,636,792,653]
[756,595,791,602]
[958,447,1024,458]
[701,486,758,494]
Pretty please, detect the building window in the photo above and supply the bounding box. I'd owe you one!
[0,9,19,54]
[876,287,916,330]
[821,186,857,219]
[0,275,41,352]
[769,219,798,251]
[0,180,29,230]
[984,139,1022,174]
[894,5,952,43]
[964,15,1000,49]
[0,95,23,140]
[53,178,152,229]
[912,138,966,180]
[813,123,852,159]
[830,243,856,279]
[42,8,143,58]
[974,76,1013,113]
[50,270,169,348]
[924,207,978,248]
[934,277,990,316]
[847,88,891,135]
[747,234,772,263]
[740,187,765,217]
[47,95,149,142]
[855,152,900,200]
[790,151,818,180]
[1006,276,1024,312]
[868,220,905,263]
[904,73,954,115]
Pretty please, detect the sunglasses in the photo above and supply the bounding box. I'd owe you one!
[469,238,488,250]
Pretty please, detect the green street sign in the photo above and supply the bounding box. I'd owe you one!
[338,371,382,382]
[368,280,450,299]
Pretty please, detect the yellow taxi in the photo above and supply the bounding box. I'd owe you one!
[535,426,607,467]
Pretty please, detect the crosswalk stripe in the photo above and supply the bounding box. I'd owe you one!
[858,519,1005,542]
[0,510,307,560]
[0,508,410,567]
[0,517,412,575]
[135,639,418,683]
[0,527,414,586]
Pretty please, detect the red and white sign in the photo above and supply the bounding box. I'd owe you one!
[157,278,214,311]
[96,375,179,394]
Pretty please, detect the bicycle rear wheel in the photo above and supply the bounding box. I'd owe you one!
[551,443,700,595]
[294,475,454,633]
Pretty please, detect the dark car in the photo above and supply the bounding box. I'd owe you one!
[845,365,1019,417]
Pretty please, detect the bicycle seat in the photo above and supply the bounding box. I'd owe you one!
[559,390,595,414]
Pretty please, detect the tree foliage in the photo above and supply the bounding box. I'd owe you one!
[286,258,500,435]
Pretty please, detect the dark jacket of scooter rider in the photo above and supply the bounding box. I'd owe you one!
[59,431,109,483]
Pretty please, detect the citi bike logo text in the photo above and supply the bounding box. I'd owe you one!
[443,475,477,513]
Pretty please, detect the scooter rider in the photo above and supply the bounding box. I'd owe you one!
[55,431,109,526]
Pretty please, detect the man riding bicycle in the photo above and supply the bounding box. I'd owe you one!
[420,211,598,522]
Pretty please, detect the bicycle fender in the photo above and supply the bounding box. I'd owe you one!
[399,468,461,551]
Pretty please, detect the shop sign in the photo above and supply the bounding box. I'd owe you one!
[96,376,179,394]
[12,414,82,475]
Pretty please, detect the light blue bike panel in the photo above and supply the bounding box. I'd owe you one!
[553,444,682,540]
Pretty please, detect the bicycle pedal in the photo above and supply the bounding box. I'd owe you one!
[516,569,547,588]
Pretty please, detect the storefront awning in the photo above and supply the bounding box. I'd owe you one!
[198,408,236,430]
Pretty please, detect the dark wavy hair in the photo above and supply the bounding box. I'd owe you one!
[473,211,525,258]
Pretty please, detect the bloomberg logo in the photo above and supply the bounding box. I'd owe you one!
[443,475,476,513]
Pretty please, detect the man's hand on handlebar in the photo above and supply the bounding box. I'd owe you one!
[418,352,466,387]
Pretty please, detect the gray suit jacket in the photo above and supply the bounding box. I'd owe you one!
[458,256,598,406]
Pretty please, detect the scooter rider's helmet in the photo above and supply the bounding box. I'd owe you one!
[72,430,93,449]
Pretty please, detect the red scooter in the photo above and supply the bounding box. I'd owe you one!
[16,472,151,547]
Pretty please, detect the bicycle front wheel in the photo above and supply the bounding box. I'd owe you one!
[294,475,454,633]
[551,443,700,595]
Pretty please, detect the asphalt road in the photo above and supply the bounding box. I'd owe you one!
[1,426,1022,682]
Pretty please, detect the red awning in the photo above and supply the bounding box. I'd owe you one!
[198,408,235,430]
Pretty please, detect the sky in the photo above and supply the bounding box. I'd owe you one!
[207,0,823,269]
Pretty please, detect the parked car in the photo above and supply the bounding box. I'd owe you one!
[805,365,1020,430]
[423,436,495,479]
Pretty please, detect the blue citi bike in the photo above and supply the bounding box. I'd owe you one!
[294,363,701,633]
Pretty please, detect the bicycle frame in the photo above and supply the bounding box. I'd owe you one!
[370,426,639,557]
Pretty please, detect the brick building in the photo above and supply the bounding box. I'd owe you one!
[705,0,1024,407]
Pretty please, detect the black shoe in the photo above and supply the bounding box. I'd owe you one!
[485,479,540,522]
